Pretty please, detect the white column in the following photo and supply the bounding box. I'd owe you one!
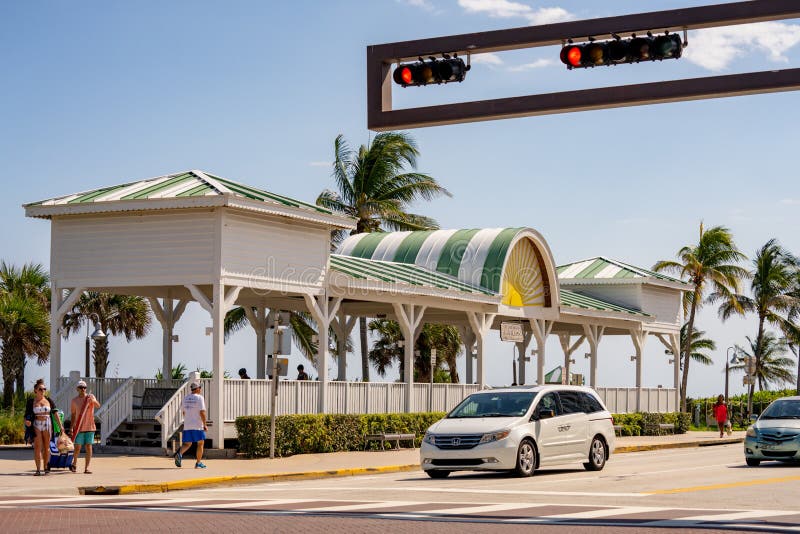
[331,311,356,381]
[558,334,585,384]
[671,333,681,411]
[456,324,476,385]
[244,306,270,379]
[515,326,533,385]
[304,293,343,413]
[467,312,495,389]
[49,286,85,390]
[630,329,648,412]
[393,303,426,412]
[530,319,553,386]
[149,297,188,381]
[582,324,605,388]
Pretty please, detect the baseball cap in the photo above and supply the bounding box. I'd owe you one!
[190,382,201,390]
[77,380,87,388]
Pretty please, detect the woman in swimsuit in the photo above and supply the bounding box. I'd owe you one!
[24,379,55,476]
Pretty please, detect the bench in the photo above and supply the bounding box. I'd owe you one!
[132,388,178,419]
[364,432,416,450]
[613,424,623,436]
[645,422,675,435]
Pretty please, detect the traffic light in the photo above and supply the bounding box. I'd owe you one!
[560,32,683,69]
[393,55,470,87]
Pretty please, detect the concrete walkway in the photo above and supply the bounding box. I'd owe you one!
[0,431,745,496]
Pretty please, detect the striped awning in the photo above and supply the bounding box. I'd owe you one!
[330,254,497,298]
[557,256,688,285]
[26,170,333,215]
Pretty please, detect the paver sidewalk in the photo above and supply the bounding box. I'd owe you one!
[0,431,744,496]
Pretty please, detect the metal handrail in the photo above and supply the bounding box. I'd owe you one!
[95,377,134,444]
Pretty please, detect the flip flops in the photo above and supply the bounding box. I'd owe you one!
[69,464,77,473]
[84,469,92,474]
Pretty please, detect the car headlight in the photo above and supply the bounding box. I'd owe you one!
[746,426,758,438]
[423,432,436,445]
[479,430,510,444]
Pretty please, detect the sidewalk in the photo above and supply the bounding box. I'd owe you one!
[0,431,744,497]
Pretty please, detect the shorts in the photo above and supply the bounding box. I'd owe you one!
[74,431,95,446]
[33,418,51,433]
[182,429,206,443]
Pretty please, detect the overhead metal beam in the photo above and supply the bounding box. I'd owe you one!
[367,0,800,130]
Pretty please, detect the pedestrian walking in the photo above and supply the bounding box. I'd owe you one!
[713,394,729,438]
[173,382,208,469]
[70,380,101,474]
[238,368,251,379]
[24,379,56,476]
[296,364,308,381]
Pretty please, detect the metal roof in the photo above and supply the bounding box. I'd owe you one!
[25,170,333,215]
[337,228,526,293]
[557,256,688,285]
[329,254,497,298]
[560,289,651,317]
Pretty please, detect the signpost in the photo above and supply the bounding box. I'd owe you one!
[500,322,524,343]
[269,312,291,459]
[429,348,437,411]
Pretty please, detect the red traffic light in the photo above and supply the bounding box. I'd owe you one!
[560,32,683,70]
[560,45,582,68]
[393,57,470,87]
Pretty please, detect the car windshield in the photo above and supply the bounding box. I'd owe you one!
[448,391,535,418]
[760,399,800,419]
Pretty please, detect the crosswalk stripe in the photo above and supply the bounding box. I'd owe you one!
[59,497,201,508]
[678,510,798,522]
[416,503,544,515]
[0,496,124,506]
[530,506,664,520]
[304,501,418,512]
[188,499,318,509]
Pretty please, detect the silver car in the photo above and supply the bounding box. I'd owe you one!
[744,396,800,466]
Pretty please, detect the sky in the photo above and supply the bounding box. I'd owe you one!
[1,0,799,399]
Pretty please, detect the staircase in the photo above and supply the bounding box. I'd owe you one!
[105,420,176,449]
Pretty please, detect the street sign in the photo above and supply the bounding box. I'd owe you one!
[266,357,289,377]
[500,322,524,342]
[430,348,437,367]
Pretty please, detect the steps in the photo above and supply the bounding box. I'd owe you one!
[105,420,173,448]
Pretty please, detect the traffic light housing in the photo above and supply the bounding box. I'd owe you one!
[560,32,683,69]
[393,56,470,87]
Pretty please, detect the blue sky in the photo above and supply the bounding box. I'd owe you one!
[2,0,799,398]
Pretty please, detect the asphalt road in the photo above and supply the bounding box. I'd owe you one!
[2,444,799,533]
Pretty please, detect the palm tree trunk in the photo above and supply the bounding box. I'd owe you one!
[359,316,369,382]
[15,356,25,399]
[681,292,700,412]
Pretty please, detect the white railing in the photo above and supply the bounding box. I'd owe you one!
[154,374,205,451]
[596,387,677,414]
[96,377,134,444]
[51,372,81,413]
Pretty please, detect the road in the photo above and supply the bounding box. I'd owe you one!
[1,444,799,533]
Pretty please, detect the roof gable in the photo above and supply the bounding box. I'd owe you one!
[557,256,688,285]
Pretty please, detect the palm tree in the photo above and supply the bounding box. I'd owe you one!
[653,224,748,411]
[720,239,800,409]
[731,333,795,390]
[62,292,151,378]
[368,319,461,382]
[155,363,187,380]
[0,262,50,402]
[680,323,715,368]
[317,132,451,381]
[224,307,319,369]
[0,293,50,409]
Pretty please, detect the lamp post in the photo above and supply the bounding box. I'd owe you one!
[725,346,735,406]
[85,313,106,377]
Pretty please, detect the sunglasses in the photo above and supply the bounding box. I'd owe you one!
[37,388,47,392]
[77,386,87,390]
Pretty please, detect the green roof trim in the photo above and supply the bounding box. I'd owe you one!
[557,256,688,285]
[560,289,651,317]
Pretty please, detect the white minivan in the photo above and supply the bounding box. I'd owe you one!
[420,385,615,478]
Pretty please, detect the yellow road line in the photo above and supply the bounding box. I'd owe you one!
[649,474,800,494]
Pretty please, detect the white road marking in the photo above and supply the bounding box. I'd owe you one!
[679,510,799,522]
[416,502,544,515]
[304,501,418,512]
[188,498,318,509]
[531,506,665,520]
[0,495,127,506]
[58,497,201,508]
[274,485,646,498]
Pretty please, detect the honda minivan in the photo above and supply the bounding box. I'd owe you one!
[420,385,615,478]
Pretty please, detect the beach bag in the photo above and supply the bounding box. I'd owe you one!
[56,432,74,453]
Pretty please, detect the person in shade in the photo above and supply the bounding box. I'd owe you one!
[296,364,309,381]
[238,368,251,379]
[173,382,208,469]
[70,380,101,474]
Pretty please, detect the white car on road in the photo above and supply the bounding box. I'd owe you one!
[745,395,800,466]
[421,385,616,478]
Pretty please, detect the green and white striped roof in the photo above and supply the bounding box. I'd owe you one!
[337,228,530,293]
[560,289,651,317]
[27,170,332,214]
[329,254,497,300]
[557,256,687,285]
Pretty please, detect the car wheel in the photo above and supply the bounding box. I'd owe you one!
[425,470,450,479]
[514,439,536,477]
[746,458,760,467]
[584,436,607,471]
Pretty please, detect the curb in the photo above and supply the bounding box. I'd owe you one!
[79,464,420,495]
[614,437,743,454]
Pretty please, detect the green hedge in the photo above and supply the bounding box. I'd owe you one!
[0,409,24,445]
[237,410,690,457]
[236,412,446,458]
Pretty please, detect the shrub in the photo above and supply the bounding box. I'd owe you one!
[612,412,689,436]
[236,412,446,458]
[0,409,24,445]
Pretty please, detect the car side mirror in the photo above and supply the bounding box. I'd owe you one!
[750,414,759,422]
[537,408,555,420]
